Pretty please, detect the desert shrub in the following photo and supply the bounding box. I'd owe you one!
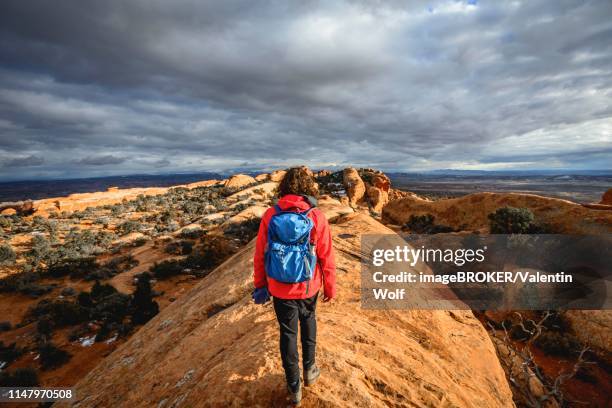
[180,227,205,239]
[103,255,138,274]
[164,241,181,255]
[93,216,110,226]
[91,292,131,323]
[36,316,54,339]
[0,243,16,266]
[165,240,193,255]
[77,291,93,308]
[32,216,57,235]
[0,367,39,387]
[60,286,77,297]
[131,273,159,325]
[38,342,71,370]
[181,240,194,254]
[0,341,23,365]
[131,237,149,247]
[117,220,142,235]
[488,206,535,234]
[60,229,111,257]
[0,321,11,331]
[90,281,118,300]
[27,235,57,267]
[224,218,261,243]
[46,257,97,278]
[150,259,184,279]
[534,331,580,357]
[110,204,125,217]
[403,214,454,234]
[0,271,50,297]
[83,255,138,281]
[184,236,237,272]
[27,299,88,327]
[94,321,114,342]
[0,216,13,229]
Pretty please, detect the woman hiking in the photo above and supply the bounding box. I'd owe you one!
[252,167,336,405]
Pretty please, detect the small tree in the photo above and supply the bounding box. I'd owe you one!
[0,243,16,266]
[131,273,159,325]
[38,342,71,370]
[488,206,535,234]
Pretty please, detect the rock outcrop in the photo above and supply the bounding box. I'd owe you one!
[224,174,256,190]
[342,168,366,206]
[269,170,287,182]
[60,200,514,408]
[0,200,35,215]
[382,192,612,234]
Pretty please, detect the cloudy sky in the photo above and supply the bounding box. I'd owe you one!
[0,0,611,181]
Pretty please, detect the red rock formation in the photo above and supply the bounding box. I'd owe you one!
[342,167,366,206]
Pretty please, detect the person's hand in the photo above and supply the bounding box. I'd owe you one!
[322,294,333,303]
[252,287,270,304]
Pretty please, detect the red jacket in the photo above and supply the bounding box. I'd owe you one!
[253,194,336,300]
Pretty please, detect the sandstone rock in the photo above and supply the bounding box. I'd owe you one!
[226,181,278,203]
[342,167,366,206]
[254,173,269,182]
[224,174,256,190]
[0,200,35,216]
[60,204,513,408]
[220,205,267,230]
[382,192,612,234]
[370,174,390,192]
[185,180,220,189]
[315,169,331,178]
[269,170,286,182]
[601,188,612,205]
[366,185,388,213]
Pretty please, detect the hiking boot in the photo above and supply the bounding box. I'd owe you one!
[304,365,320,387]
[287,381,302,405]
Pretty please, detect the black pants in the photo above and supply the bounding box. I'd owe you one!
[273,293,318,391]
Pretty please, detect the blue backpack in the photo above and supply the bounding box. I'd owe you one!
[265,204,317,285]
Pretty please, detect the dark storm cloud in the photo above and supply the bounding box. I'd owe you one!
[0,0,611,180]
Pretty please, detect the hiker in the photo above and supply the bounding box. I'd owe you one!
[252,167,336,405]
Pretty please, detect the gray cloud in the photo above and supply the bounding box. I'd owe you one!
[77,155,126,166]
[1,154,44,168]
[0,0,611,180]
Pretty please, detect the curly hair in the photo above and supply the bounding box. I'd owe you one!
[278,167,318,197]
